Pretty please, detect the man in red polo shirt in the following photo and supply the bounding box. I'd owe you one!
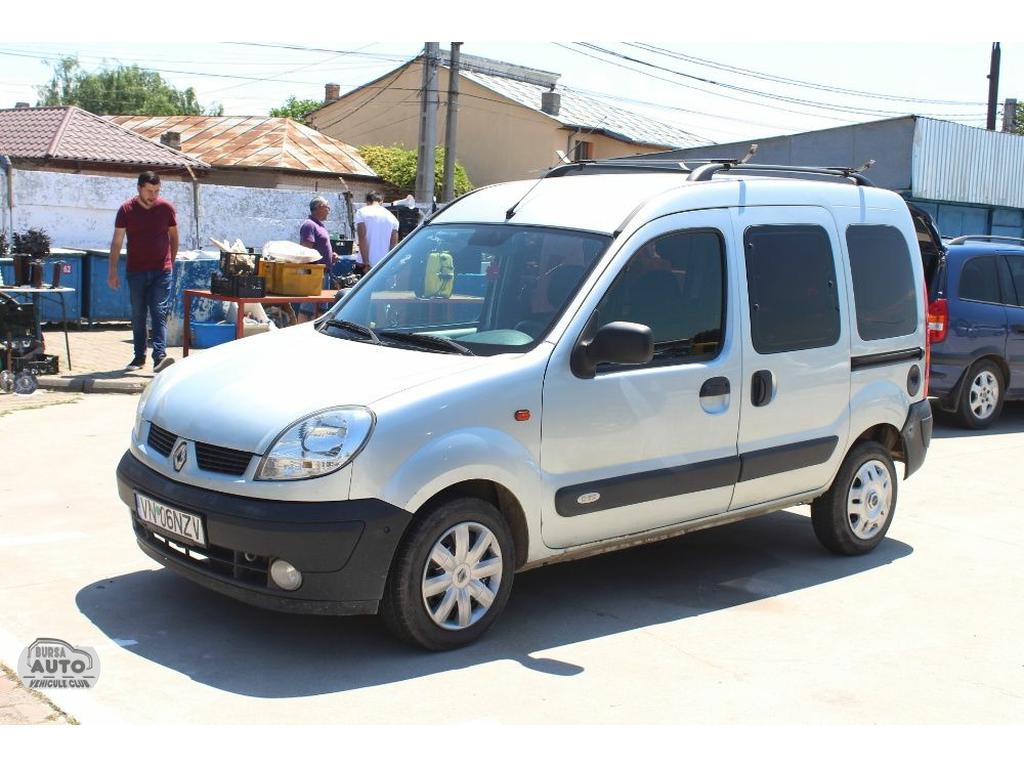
[109,171,178,372]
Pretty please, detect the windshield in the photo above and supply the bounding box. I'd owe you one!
[324,223,611,355]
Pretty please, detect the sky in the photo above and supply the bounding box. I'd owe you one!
[2,3,1022,151]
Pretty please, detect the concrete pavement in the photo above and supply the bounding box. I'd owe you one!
[1,393,1022,724]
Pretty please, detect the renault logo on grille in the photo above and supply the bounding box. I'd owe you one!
[172,441,188,472]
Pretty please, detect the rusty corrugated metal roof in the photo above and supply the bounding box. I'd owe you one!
[0,106,208,169]
[109,115,376,177]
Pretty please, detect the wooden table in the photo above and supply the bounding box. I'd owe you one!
[0,284,76,369]
[183,288,339,357]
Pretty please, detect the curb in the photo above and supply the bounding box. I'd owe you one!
[37,376,146,395]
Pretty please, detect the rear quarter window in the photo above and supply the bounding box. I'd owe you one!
[845,225,918,340]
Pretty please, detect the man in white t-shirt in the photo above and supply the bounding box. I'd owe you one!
[354,191,399,269]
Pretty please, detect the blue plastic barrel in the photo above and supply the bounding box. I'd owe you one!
[82,250,132,325]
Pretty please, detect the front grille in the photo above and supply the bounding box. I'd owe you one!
[195,442,254,476]
[134,519,270,587]
[147,423,176,456]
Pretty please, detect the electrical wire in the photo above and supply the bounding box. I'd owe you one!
[627,43,988,107]
[573,43,986,121]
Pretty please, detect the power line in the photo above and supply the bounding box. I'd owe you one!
[627,43,988,107]
[574,43,986,121]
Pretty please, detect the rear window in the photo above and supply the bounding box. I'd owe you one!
[958,256,1001,304]
[744,225,840,354]
[846,225,918,340]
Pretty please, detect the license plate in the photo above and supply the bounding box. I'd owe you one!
[134,493,206,547]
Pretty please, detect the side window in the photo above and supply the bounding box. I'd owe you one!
[958,256,1001,304]
[594,229,725,364]
[744,225,840,354]
[1004,255,1024,307]
[846,225,918,340]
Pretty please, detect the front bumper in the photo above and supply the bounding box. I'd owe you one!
[117,451,410,615]
[900,399,933,479]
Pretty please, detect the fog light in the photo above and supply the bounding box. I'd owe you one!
[270,559,303,591]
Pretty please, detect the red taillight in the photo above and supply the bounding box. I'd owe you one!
[927,298,948,345]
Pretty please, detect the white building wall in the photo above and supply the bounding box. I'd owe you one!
[0,169,353,249]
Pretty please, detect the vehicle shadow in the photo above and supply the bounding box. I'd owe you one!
[76,510,912,698]
[931,401,1024,438]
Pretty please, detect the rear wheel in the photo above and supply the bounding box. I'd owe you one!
[957,360,1004,429]
[380,497,515,651]
[811,441,897,555]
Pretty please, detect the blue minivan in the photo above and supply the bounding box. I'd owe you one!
[925,234,1024,428]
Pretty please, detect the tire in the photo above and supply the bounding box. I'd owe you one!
[380,497,515,651]
[956,360,1005,430]
[811,441,897,556]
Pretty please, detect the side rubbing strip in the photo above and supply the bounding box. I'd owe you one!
[555,456,741,517]
[850,348,923,371]
[555,436,840,518]
[738,436,839,482]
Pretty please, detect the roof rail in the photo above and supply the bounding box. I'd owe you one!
[947,234,1024,246]
[688,161,876,186]
[543,159,694,178]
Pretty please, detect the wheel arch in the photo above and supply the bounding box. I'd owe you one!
[411,480,530,570]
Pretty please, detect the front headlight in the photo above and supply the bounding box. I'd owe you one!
[255,407,374,481]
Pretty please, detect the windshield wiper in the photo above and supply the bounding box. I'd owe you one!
[376,330,475,356]
[321,319,382,345]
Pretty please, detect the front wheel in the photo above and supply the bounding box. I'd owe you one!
[811,441,897,555]
[381,497,515,651]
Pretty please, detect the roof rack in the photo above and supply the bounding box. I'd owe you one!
[542,144,876,187]
[947,235,1024,246]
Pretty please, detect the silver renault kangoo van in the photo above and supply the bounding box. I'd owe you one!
[118,159,933,649]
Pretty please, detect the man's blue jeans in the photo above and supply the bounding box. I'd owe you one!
[127,270,172,361]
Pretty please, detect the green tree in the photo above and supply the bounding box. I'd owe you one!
[1013,101,1024,135]
[269,96,323,125]
[36,56,222,116]
[357,145,473,199]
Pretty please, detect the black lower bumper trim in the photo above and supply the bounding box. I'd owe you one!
[117,451,410,613]
[901,399,933,479]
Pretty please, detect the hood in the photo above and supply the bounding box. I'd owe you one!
[145,324,491,453]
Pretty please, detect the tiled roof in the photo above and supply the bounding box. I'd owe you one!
[458,69,700,150]
[108,115,376,177]
[0,106,207,169]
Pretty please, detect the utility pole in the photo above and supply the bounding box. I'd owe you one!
[415,43,440,206]
[442,43,462,204]
[986,42,1001,131]
[1003,98,1019,132]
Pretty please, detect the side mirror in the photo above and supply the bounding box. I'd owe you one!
[571,321,654,379]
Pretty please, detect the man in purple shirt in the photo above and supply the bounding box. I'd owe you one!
[297,196,337,320]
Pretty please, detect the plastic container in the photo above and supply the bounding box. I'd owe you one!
[211,273,266,298]
[272,263,324,296]
[190,321,237,349]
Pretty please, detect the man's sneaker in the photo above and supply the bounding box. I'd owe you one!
[126,357,146,371]
[153,356,175,373]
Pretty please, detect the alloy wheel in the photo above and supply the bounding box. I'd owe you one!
[969,371,999,421]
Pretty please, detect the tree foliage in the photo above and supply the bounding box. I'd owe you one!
[36,56,222,116]
[269,96,323,125]
[1013,102,1024,136]
[357,145,473,200]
